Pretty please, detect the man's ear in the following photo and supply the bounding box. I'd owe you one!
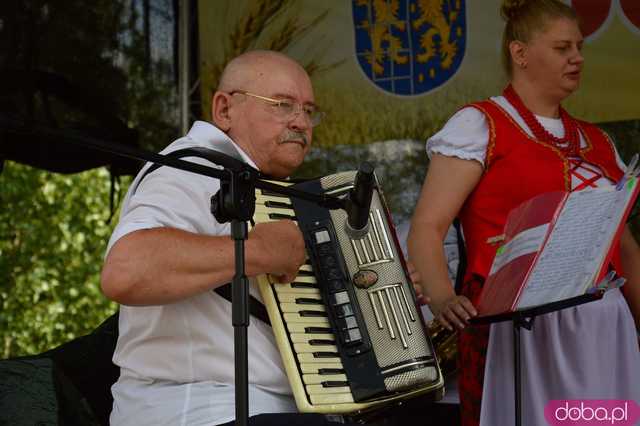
[212,91,232,131]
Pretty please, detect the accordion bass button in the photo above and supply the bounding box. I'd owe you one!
[340,328,362,345]
[335,316,358,330]
[329,291,350,306]
[335,303,354,318]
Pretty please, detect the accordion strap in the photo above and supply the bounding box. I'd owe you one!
[131,145,272,327]
[214,284,271,326]
[453,217,467,294]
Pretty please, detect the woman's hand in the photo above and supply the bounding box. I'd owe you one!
[407,154,483,327]
[430,294,477,331]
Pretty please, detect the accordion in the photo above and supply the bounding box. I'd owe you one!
[252,171,444,415]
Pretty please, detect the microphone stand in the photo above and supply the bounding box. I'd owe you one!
[208,161,346,426]
[210,166,256,426]
[12,124,347,426]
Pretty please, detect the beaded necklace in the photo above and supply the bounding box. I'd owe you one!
[503,84,579,156]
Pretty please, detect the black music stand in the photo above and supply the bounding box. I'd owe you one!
[470,291,605,426]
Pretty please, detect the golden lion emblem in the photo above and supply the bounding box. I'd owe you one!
[356,0,408,76]
[357,0,461,77]
[413,0,459,70]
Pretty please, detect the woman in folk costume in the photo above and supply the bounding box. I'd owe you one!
[407,0,640,425]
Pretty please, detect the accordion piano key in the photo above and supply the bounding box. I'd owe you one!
[282,313,330,324]
[275,293,322,304]
[280,303,326,313]
[299,363,343,374]
[297,263,314,273]
[297,353,341,363]
[272,277,319,294]
[302,373,348,385]
[306,384,351,395]
[291,334,336,345]
[294,342,339,354]
[279,275,317,284]
[253,212,285,223]
[309,393,355,405]
[285,322,331,334]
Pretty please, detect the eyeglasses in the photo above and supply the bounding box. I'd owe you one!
[230,90,325,127]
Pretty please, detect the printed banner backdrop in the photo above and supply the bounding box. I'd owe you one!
[198,0,640,147]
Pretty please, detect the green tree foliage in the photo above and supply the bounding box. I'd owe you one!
[0,0,177,358]
[0,163,121,358]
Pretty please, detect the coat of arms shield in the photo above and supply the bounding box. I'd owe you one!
[352,0,466,96]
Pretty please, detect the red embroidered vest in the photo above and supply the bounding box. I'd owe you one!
[458,100,625,296]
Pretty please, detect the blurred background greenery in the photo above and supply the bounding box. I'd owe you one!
[0,165,121,357]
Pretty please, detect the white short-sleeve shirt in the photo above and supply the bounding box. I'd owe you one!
[107,121,296,426]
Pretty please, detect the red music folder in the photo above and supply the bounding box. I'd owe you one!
[476,177,640,317]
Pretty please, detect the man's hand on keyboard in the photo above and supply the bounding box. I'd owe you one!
[249,220,306,283]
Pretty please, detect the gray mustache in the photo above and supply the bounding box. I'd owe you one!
[278,131,308,147]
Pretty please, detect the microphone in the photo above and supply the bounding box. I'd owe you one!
[345,162,375,239]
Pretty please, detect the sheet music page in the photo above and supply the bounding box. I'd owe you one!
[517,187,627,309]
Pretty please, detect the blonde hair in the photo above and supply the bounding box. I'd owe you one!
[501,0,578,77]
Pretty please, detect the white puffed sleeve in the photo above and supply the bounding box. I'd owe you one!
[426,106,490,167]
